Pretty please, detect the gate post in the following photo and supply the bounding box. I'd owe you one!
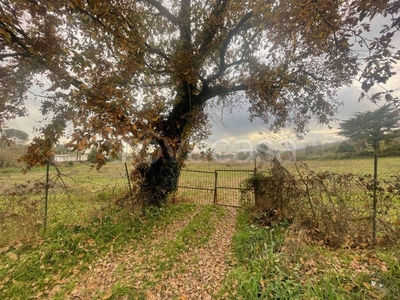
[253,159,258,207]
[214,171,218,205]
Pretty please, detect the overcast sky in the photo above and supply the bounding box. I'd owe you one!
[6,15,399,154]
[205,15,400,153]
[7,76,398,154]
[206,78,399,153]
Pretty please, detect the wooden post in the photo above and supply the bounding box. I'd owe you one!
[372,149,378,244]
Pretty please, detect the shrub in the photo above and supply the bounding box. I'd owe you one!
[0,145,26,168]
[242,161,400,248]
[241,158,300,225]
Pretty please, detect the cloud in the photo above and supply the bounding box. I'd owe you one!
[5,15,399,150]
[5,100,43,140]
[207,75,399,152]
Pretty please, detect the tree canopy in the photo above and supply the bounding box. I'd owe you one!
[2,128,29,143]
[338,104,400,151]
[1,0,399,203]
[338,103,400,243]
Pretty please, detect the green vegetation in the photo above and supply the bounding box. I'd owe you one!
[111,205,225,298]
[0,144,27,169]
[1,129,29,144]
[339,104,400,243]
[0,162,130,246]
[182,157,400,180]
[222,209,400,299]
[3,1,398,206]
[296,137,400,161]
[0,158,399,298]
[0,202,199,299]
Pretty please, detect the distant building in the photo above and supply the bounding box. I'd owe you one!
[54,154,88,162]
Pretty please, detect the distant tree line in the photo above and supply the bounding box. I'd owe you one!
[296,137,400,161]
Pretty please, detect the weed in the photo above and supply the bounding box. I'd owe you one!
[221,207,400,299]
[0,203,197,299]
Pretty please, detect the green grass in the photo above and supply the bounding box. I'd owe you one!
[1,158,400,299]
[221,209,400,300]
[0,161,128,188]
[289,156,400,177]
[1,199,399,299]
[0,203,198,300]
[111,205,225,298]
[0,162,132,246]
[184,157,400,177]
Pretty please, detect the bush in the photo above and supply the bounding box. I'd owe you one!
[87,148,97,163]
[241,158,300,225]
[241,161,400,248]
[0,145,26,168]
[336,141,356,154]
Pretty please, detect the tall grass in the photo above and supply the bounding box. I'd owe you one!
[221,209,400,299]
[0,162,131,246]
[0,203,198,299]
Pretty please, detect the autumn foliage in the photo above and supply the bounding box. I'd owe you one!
[1,0,399,203]
[242,161,400,248]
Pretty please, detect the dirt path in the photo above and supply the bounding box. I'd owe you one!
[66,206,237,299]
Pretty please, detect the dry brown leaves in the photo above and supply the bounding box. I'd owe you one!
[147,207,237,299]
[60,206,236,299]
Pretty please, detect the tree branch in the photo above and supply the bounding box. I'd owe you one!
[3,24,105,105]
[0,52,30,59]
[206,58,252,84]
[101,1,171,63]
[144,0,180,25]
[179,0,191,44]
[219,11,254,72]
[197,0,230,57]
[201,84,248,102]
[144,42,170,62]
[144,61,169,74]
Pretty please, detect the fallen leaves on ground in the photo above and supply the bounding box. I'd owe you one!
[62,206,237,299]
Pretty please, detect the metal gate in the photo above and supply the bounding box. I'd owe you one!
[176,169,255,207]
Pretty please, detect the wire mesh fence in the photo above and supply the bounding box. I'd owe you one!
[176,170,216,205]
[0,161,131,246]
[176,168,255,207]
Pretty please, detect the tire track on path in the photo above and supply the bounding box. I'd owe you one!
[66,206,202,299]
[62,205,237,299]
[145,207,237,299]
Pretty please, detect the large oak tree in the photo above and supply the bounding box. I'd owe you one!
[1,0,399,205]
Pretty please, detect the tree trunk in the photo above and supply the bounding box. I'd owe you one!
[137,89,199,206]
[139,153,181,206]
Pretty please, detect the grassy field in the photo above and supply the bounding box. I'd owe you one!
[1,156,398,244]
[184,156,400,176]
[287,156,400,176]
[178,157,400,207]
[0,161,129,186]
[0,201,399,299]
[222,209,400,300]
[0,161,132,246]
[0,157,399,299]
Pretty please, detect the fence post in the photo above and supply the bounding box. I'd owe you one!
[125,162,133,199]
[253,158,258,206]
[43,159,50,235]
[214,171,218,205]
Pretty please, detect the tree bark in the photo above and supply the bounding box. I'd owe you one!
[137,90,197,206]
[139,154,181,206]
